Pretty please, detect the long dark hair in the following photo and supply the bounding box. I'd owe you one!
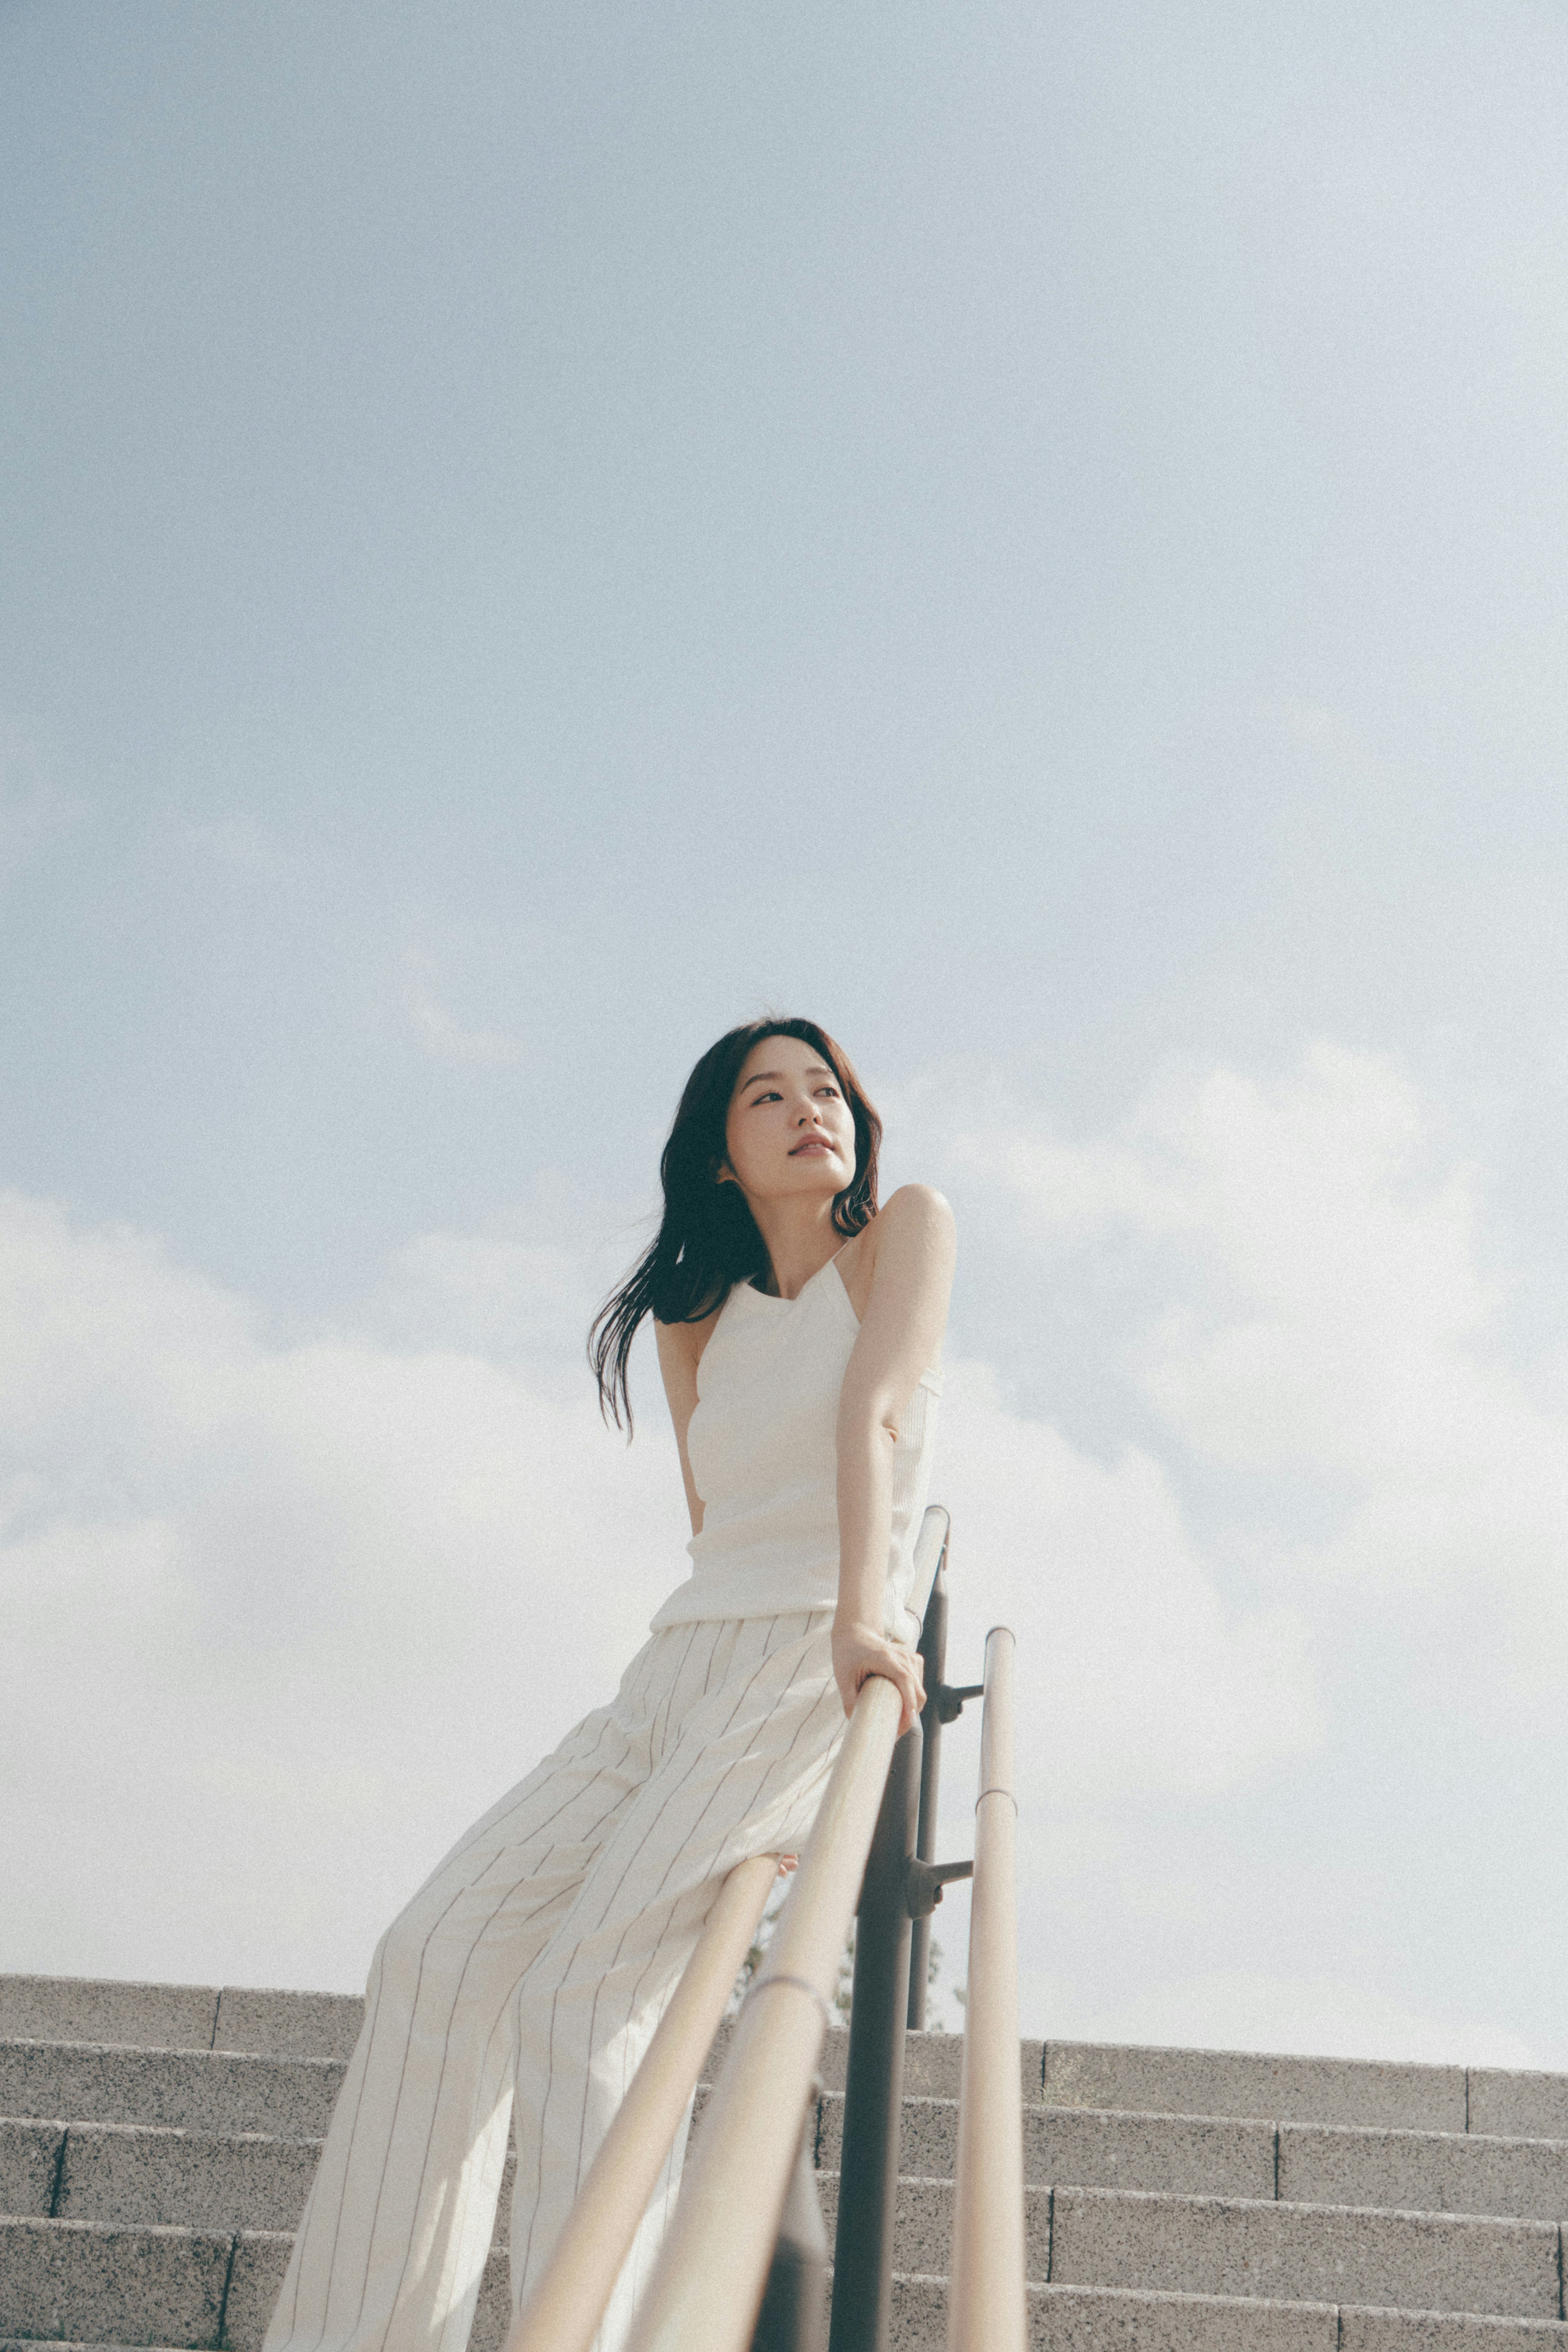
[589,1017,882,1431]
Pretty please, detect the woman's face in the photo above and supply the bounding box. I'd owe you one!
[722,1033,857,1207]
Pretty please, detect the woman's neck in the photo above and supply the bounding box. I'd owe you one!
[748,1198,846,1300]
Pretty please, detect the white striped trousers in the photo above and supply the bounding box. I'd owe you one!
[263,1610,845,2352]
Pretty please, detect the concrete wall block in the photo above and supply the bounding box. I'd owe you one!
[0,1977,219,2055]
[1049,2188,1561,2319]
[213,1989,364,2063]
[1035,2282,1338,2349]
[1471,2075,1568,2145]
[0,2040,345,2138]
[0,2214,231,2348]
[58,2124,323,2234]
[221,2231,292,2352]
[817,2166,1051,2281]
[1046,2044,1467,2133]
[0,2117,65,2218]
[1281,2123,1568,2226]
[1340,2308,1568,2347]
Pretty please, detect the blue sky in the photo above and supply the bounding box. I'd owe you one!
[3,0,1567,2064]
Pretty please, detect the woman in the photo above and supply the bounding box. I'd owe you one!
[264,1016,956,2352]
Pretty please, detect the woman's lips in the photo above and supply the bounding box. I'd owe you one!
[789,1138,835,1155]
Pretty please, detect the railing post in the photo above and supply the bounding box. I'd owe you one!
[826,1719,922,2352]
[907,1556,947,2031]
[946,1626,1025,2352]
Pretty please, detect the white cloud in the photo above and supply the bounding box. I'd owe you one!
[6,1034,1564,2072]
[1,1176,1319,2003]
[936,1359,1321,1805]
[952,1042,1568,1717]
[0,1192,682,1989]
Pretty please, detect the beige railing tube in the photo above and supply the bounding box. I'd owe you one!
[626,1673,905,2352]
[947,1625,1025,2352]
[505,1850,777,2352]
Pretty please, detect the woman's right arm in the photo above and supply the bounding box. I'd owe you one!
[655,1316,707,1538]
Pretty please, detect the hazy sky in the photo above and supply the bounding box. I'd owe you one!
[4,1,1567,2066]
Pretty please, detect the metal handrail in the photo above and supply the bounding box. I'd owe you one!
[945,1625,1025,2352]
[829,1508,960,2352]
[625,1673,906,2352]
[504,1851,778,2352]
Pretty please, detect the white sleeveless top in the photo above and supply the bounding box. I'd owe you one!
[648,1252,943,1643]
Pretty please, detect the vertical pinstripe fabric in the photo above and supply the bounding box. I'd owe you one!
[263,1608,844,2352]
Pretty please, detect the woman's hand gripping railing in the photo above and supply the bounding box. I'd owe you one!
[625,1673,907,2352]
[504,1851,778,2352]
[945,1625,1025,2352]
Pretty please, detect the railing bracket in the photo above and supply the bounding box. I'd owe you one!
[904,1856,973,1920]
[935,1681,984,1724]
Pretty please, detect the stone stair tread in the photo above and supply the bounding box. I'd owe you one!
[5,1976,1566,2348]
[889,2278,1568,2349]
[1048,2185,1561,2321]
[0,2040,345,2140]
[0,1980,363,2066]
[1056,2181,1561,2228]
[6,2100,1565,2229]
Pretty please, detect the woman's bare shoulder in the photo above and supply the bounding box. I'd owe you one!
[839,1187,954,1313]
[875,1183,954,1230]
[865,1184,956,1262]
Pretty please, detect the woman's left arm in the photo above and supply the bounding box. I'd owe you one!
[833,1184,957,1730]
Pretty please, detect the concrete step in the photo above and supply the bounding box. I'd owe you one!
[10,2077,1566,2246]
[7,1974,1568,2351]
[0,2216,232,2350]
[817,2092,1568,2223]
[5,2320,1568,2352]
[0,2118,520,2249]
[1280,2121,1568,2227]
[15,1975,1566,2141]
[0,2220,511,2352]
[8,2123,321,2234]
[1047,2044,1568,2142]
[816,2090,1278,2198]
[0,2040,345,2139]
[887,2277,1568,2350]
[1047,2186,1562,2320]
[816,2167,1050,2280]
[3,2172,1564,2348]
[815,2173,1564,2318]
[704,2016,1036,2101]
[0,1981,363,2065]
